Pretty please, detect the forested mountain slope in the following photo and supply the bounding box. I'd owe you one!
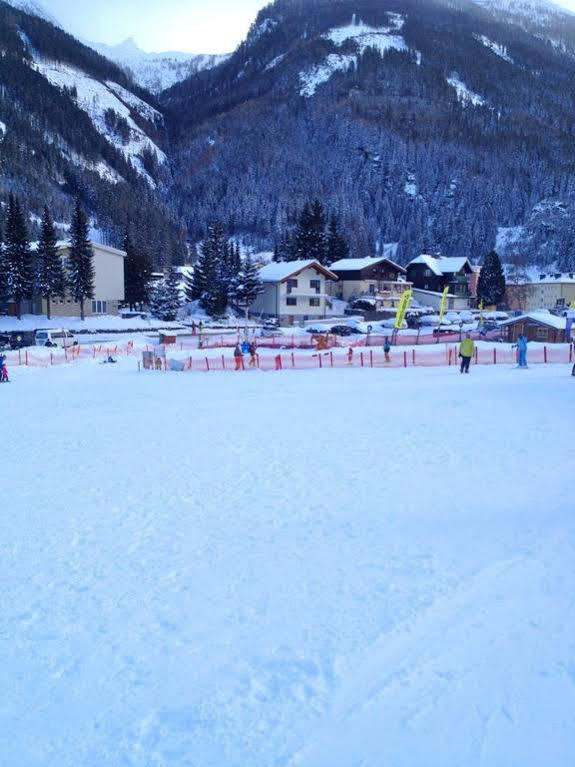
[162,0,575,267]
[0,0,186,259]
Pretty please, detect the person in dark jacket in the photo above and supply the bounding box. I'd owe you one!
[249,341,257,367]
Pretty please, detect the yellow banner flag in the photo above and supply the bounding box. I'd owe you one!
[394,288,412,330]
[438,287,450,325]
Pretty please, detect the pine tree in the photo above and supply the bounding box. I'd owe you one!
[477,250,506,307]
[67,199,95,320]
[150,267,181,321]
[124,229,152,310]
[233,255,263,322]
[36,207,66,319]
[191,222,230,316]
[0,222,7,304]
[326,214,350,266]
[293,200,328,263]
[4,195,33,319]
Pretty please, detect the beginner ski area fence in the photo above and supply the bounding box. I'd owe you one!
[146,344,574,374]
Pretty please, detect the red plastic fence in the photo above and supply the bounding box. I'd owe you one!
[150,344,573,374]
[3,341,135,368]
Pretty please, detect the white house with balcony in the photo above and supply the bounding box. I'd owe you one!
[250,260,338,325]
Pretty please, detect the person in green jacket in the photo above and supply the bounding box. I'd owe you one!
[459,334,475,374]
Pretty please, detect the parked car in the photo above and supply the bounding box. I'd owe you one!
[35,329,78,348]
[0,331,36,350]
[330,325,361,336]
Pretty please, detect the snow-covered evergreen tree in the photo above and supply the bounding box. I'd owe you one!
[4,195,33,319]
[0,222,7,304]
[477,250,506,307]
[67,199,95,320]
[293,200,327,263]
[190,223,231,316]
[35,207,66,319]
[326,214,350,266]
[233,255,263,320]
[150,267,181,321]
[124,229,153,310]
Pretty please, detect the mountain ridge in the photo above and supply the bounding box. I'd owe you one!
[160,0,575,268]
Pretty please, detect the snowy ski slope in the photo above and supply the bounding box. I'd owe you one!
[2,361,574,766]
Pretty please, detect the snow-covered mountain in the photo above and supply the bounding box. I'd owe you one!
[89,38,230,93]
[162,0,575,268]
[0,0,184,255]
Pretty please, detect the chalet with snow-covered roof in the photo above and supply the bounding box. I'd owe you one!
[329,256,409,308]
[498,312,569,344]
[250,260,338,325]
[407,255,474,299]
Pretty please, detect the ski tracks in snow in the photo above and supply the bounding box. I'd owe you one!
[289,530,575,767]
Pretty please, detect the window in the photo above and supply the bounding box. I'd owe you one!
[309,298,320,307]
[310,279,320,293]
[286,297,297,306]
[536,326,548,340]
[424,269,432,277]
[287,279,298,294]
[368,283,376,294]
[91,300,108,314]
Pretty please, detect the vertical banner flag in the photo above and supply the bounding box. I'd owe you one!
[438,286,450,326]
[395,289,413,330]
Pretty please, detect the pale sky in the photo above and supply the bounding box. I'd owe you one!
[39,0,270,54]
[35,0,575,54]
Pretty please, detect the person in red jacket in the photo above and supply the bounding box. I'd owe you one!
[0,355,9,383]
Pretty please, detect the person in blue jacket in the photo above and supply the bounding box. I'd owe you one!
[514,333,528,368]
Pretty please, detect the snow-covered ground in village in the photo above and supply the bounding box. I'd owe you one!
[2,360,575,767]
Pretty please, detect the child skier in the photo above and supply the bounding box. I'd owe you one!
[384,337,391,363]
[0,354,9,383]
[234,343,244,371]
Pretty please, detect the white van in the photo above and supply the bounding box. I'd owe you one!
[35,329,78,348]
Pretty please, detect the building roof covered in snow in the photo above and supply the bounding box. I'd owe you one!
[409,255,472,275]
[330,256,406,274]
[258,260,338,283]
[498,311,567,330]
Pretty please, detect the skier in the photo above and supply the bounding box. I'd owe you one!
[383,336,391,363]
[513,333,528,368]
[0,354,9,383]
[347,346,354,365]
[234,343,243,371]
[249,341,257,367]
[459,334,475,374]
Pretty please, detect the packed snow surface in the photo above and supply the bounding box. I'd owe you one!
[2,361,575,766]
